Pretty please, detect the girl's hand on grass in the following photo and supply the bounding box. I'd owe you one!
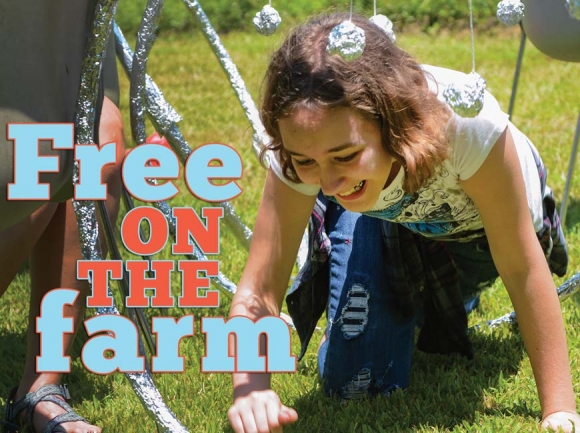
[541,410,580,432]
[228,389,298,433]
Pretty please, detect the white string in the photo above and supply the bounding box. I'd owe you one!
[468,0,476,72]
[350,0,354,20]
[373,0,377,16]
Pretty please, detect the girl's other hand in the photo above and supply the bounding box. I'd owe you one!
[228,390,298,433]
[541,410,580,432]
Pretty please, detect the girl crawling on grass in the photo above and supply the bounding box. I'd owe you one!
[227,12,580,433]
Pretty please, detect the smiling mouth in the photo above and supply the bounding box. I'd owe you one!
[338,181,365,197]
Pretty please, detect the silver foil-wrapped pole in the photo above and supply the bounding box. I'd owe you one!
[153,199,239,297]
[130,0,165,146]
[72,0,189,430]
[114,23,244,291]
[442,71,486,118]
[125,0,170,362]
[125,373,190,432]
[567,0,580,20]
[327,20,366,61]
[470,271,580,331]
[182,0,271,157]
[117,181,237,299]
[555,270,580,301]
[73,0,117,292]
[369,14,396,43]
[96,200,157,361]
[114,24,188,160]
[114,23,181,133]
[114,23,253,252]
[114,22,182,137]
[253,4,282,36]
[496,0,525,26]
[180,0,314,274]
[74,0,118,144]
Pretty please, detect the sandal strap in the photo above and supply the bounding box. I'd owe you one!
[4,387,20,431]
[4,384,88,433]
[10,385,69,419]
[42,411,87,433]
[0,418,21,433]
[20,385,71,428]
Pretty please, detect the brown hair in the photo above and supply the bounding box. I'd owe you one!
[260,13,451,195]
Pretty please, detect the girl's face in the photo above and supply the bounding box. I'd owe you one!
[279,106,396,213]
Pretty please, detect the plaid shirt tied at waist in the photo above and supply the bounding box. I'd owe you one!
[286,148,568,362]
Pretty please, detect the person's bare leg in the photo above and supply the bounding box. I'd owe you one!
[14,200,100,433]
[13,97,125,432]
[0,204,59,298]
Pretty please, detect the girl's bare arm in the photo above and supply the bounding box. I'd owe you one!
[460,127,579,429]
[228,169,316,432]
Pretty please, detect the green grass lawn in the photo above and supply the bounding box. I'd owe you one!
[1,23,580,432]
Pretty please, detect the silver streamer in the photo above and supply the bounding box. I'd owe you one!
[182,0,271,157]
[470,271,580,331]
[567,0,580,20]
[496,0,525,26]
[327,20,366,61]
[369,14,396,43]
[72,0,189,429]
[442,71,486,118]
[253,4,282,36]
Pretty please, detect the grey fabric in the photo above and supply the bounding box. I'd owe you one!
[0,1,118,230]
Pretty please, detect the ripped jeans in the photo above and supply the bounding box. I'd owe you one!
[318,204,416,398]
[317,202,499,398]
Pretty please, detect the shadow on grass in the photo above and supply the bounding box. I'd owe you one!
[563,197,580,232]
[284,328,528,432]
[15,260,29,277]
[0,327,112,407]
[0,332,27,396]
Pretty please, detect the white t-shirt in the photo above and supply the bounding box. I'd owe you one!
[269,65,544,241]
